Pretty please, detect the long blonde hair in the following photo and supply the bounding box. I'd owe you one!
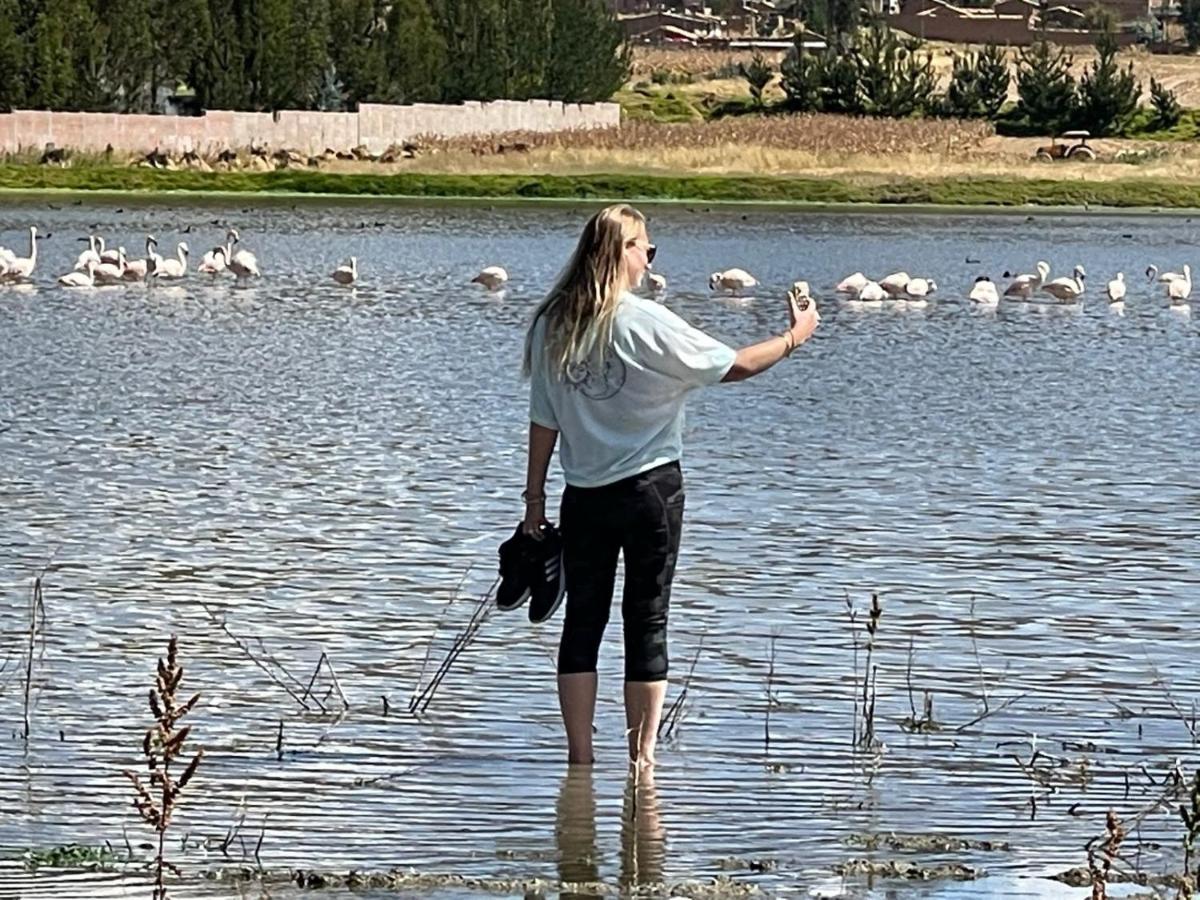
[522,204,645,378]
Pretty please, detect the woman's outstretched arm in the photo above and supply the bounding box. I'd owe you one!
[722,288,820,383]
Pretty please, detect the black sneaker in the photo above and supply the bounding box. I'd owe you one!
[496,524,534,612]
[527,524,566,625]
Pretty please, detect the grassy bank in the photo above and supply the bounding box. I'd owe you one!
[4,164,1200,208]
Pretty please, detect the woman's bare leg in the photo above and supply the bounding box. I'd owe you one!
[624,680,667,767]
[559,672,598,764]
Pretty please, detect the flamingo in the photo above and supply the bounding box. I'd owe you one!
[1041,265,1086,301]
[74,235,102,271]
[471,265,508,291]
[1,226,38,282]
[331,257,358,286]
[59,261,98,288]
[969,276,999,305]
[0,246,15,280]
[1004,261,1051,298]
[198,244,228,277]
[122,236,158,282]
[93,247,127,285]
[1167,264,1192,304]
[1106,273,1126,303]
[709,268,757,294]
[98,237,121,266]
[1146,264,1186,284]
[879,271,911,296]
[905,277,937,298]
[225,228,260,281]
[152,243,189,280]
[856,280,886,303]
[836,272,869,293]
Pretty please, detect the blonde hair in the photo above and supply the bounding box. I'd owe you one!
[522,204,646,378]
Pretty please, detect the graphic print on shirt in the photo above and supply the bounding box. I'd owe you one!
[565,352,626,400]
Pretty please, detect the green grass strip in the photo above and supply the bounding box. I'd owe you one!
[2,165,1200,209]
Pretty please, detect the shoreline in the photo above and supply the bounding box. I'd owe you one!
[4,166,1200,212]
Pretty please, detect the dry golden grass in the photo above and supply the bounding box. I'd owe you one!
[307,114,1200,184]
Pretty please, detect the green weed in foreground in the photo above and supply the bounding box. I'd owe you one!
[23,843,122,870]
[4,165,1200,209]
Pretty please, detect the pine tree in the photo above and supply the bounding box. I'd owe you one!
[1076,29,1139,136]
[823,53,861,114]
[780,39,824,112]
[438,0,508,102]
[328,0,385,105]
[193,0,249,110]
[27,6,76,109]
[944,45,1008,119]
[291,0,332,108]
[1150,76,1182,130]
[0,0,26,112]
[382,0,447,103]
[740,51,774,108]
[247,0,296,109]
[975,44,1009,119]
[104,0,156,111]
[544,0,629,103]
[1016,40,1076,133]
[855,24,934,118]
[505,0,552,99]
[944,52,981,118]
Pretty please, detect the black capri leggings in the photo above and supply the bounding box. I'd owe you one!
[557,461,684,682]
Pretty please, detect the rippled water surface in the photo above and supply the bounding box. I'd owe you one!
[1,198,1199,899]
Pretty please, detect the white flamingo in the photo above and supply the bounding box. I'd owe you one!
[152,243,189,280]
[1004,261,1051,298]
[122,236,158,282]
[225,229,260,281]
[74,235,103,271]
[969,276,999,305]
[836,272,869,293]
[1042,265,1086,301]
[1146,264,1186,284]
[471,265,508,291]
[0,246,15,280]
[1106,272,1126,303]
[709,268,757,294]
[98,237,121,266]
[879,271,911,296]
[59,261,98,288]
[905,277,937,298]
[93,247,127,285]
[332,257,358,286]
[856,280,886,303]
[1167,264,1192,304]
[198,244,227,277]
[1,226,38,282]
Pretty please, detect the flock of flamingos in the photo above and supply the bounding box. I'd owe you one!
[0,224,1194,314]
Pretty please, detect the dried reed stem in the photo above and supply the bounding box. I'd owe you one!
[764,633,778,753]
[409,577,498,715]
[122,636,203,900]
[658,630,706,741]
[22,578,45,740]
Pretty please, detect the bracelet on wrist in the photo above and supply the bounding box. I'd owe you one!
[780,330,795,357]
[521,490,546,504]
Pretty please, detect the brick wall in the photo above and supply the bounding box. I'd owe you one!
[0,100,622,156]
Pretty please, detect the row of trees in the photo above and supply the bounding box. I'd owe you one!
[773,24,1180,136]
[0,0,630,114]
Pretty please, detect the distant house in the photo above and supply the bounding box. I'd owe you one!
[886,0,1143,44]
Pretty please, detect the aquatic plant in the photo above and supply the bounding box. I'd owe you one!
[123,636,204,900]
[1086,810,1126,900]
[22,843,121,871]
[847,591,882,749]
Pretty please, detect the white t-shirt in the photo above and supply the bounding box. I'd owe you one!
[529,292,737,488]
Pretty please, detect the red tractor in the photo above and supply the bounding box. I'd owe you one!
[1034,130,1097,162]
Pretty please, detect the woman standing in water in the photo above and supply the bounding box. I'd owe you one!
[521,204,819,767]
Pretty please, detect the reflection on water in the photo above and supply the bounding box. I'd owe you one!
[0,198,1199,898]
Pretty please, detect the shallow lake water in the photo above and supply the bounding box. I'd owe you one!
[1,197,1198,899]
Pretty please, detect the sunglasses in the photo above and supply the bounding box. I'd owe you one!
[646,244,657,264]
